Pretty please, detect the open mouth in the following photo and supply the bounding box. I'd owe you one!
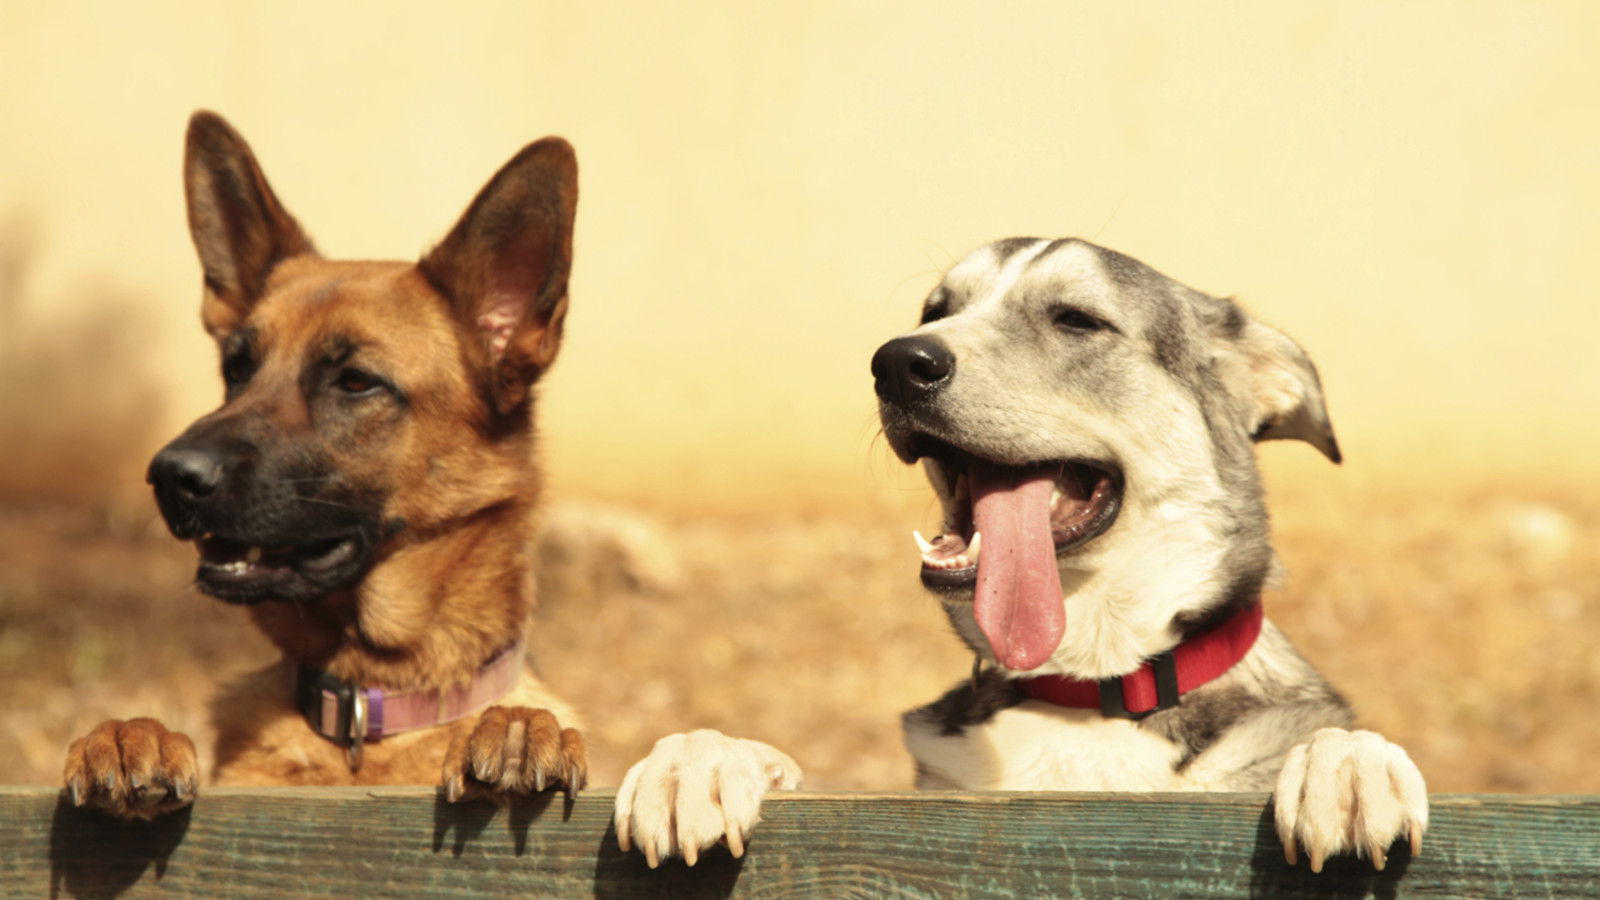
[195,532,363,602]
[909,436,1122,590]
[902,433,1122,671]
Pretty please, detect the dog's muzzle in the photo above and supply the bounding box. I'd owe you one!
[147,432,381,604]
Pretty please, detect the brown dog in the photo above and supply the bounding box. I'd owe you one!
[63,111,585,818]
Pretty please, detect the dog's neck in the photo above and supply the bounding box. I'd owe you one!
[247,495,537,691]
[1012,600,1264,717]
[1002,486,1270,680]
[944,555,1269,682]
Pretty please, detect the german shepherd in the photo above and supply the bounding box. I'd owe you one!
[615,237,1427,874]
[63,111,585,818]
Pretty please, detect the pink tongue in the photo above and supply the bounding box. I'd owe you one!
[971,463,1064,671]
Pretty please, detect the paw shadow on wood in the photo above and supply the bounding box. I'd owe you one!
[590,821,745,900]
[1248,804,1413,900]
[47,793,192,900]
[430,789,572,857]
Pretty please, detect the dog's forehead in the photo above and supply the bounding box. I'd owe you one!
[939,239,1042,306]
[249,260,457,366]
[935,238,1198,333]
[1010,240,1118,302]
[935,238,1114,315]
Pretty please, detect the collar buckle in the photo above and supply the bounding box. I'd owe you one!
[296,666,359,748]
[1098,649,1180,719]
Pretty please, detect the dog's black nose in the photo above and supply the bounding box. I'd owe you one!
[148,446,224,499]
[871,336,955,404]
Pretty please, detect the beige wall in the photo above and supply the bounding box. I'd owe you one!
[3,2,1597,508]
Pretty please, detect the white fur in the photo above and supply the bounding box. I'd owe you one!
[1274,728,1429,872]
[613,729,801,868]
[907,701,1184,791]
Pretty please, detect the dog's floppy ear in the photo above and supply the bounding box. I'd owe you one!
[184,111,317,339]
[420,138,576,417]
[1211,302,1342,464]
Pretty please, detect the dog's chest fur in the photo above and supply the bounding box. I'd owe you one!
[907,701,1187,791]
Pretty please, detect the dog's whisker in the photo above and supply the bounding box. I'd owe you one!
[288,496,360,511]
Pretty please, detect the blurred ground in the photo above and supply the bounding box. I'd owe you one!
[3,458,1599,794]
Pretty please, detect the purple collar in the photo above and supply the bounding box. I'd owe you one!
[293,642,524,769]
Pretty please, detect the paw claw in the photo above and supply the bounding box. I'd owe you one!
[61,719,197,820]
[440,706,584,803]
[1274,728,1429,876]
[613,730,799,868]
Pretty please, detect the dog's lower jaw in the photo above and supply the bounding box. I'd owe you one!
[239,504,537,692]
[193,533,375,605]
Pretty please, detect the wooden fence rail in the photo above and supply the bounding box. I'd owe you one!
[2,787,1596,899]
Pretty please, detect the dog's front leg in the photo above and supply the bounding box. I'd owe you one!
[439,705,587,802]
[62,718,199,820]
[613,730,802,868]
[1273,727,1429,872]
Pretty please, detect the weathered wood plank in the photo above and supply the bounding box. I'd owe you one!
[2,787,1595,899]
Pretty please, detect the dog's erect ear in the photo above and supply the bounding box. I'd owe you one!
[1211,303,1342,464]
[420,138,577,417]
[184,111,316,339]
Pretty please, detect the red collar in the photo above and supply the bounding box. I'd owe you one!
[1016,601,1263,719]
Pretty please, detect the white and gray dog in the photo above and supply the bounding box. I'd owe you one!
[615,237,1427,872]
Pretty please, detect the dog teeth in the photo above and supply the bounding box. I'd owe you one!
[217,560,251,575]
[919,530,982,570]
[246,546,262,563]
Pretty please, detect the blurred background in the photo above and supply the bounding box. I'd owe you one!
[2,2,1597,793]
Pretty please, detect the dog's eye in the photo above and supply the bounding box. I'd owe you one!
[335,368,381,395]
[222,354,254,389]
[1053,308,1106,333]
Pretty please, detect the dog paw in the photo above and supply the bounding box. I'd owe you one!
[614,729,802,868]
[1273,727,1428,872]
[440,705,586,802]
[62,718,199,820]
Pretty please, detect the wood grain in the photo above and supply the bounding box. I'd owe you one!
[2,788,1595,899]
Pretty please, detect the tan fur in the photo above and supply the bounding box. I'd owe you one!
[64,111,585,817]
